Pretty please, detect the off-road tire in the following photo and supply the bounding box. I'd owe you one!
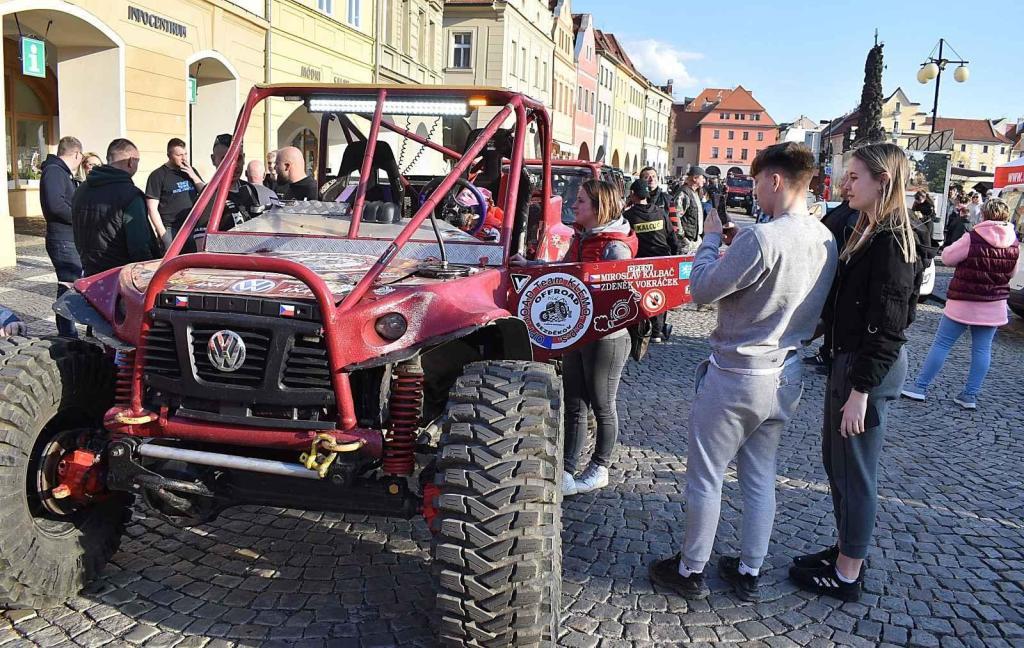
[432,360,563,647]
[0,337,130,608]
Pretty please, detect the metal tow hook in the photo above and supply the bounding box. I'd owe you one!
[299,433,365,479]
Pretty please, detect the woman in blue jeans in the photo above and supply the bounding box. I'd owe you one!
[902,198,1020,409]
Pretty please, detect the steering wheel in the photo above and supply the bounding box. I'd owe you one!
[419,177,489,237]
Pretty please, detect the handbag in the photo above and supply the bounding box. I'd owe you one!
[628,318,653,362]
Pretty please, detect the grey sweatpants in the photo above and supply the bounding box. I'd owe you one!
[681,358,805,572]
[823,348,908,560]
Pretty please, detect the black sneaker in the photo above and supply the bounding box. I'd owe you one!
[648,553,710,600]
[792,544,839,569]
[718,556,761,602]
[789,562,863,602]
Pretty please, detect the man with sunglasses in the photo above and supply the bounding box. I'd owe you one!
[72,138,160,276]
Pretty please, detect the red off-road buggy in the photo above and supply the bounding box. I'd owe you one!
[0,84,693,646]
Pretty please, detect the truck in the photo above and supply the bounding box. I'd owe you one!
[725,174,755,215]
[0,84,694,646]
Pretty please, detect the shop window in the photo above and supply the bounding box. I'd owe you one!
[6,73,56,189]
[291,129,318,175]
[451,32,472,69]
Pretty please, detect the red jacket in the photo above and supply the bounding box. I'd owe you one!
[564,217,638,262]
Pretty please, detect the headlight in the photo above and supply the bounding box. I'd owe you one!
[374,313,408,341]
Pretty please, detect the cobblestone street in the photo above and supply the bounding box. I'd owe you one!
[1,217,1022,647]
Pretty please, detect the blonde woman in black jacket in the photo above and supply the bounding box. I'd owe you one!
[790,143,925,602]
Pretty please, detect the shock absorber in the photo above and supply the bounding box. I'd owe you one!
[383,358,423,476]
[114,350,135,409]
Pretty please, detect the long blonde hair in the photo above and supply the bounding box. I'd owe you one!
[841,143,917,264]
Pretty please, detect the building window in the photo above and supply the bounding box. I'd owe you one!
[451,32,472,69]
[1001,146,1006,155]
[511,42,517,77]
[728,131,734,140]
[754,114,760,121]
[910,121,916,130]
[982,145,989,153]
[726,147,733,158]
[713,129,720,139]
[521,48,527,79]
[317,0,333,14]
[677,146,685,157]
[742,131,749,141]
[981,164,987,171]
[721,112,729,119]
[711,147,719,159]
[734,113,741,119]
[347,0,360,26]
[741,149,748,160]
[757,132,764,141]
[961,144,966,152]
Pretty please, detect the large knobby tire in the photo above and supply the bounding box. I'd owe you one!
[432,360,563,647]
[0,337,131,608]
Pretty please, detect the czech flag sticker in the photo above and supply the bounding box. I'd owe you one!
[174,295,189,308]
[279,304,296,318]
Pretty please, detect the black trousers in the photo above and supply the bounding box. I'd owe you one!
[45,238,82,338]
[649,313,667,338]
[562,334,630,473]
[822,348,907,559]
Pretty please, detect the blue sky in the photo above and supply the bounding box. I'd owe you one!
[573,0,1022,126]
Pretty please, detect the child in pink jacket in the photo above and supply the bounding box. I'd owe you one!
[902,198,1021,409]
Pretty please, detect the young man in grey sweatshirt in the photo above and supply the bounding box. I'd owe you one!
[649,142,838,601]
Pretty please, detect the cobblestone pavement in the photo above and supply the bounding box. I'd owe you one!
[1,216,1023,647]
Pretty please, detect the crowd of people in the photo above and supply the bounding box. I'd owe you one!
[10,135,326,339]
[4,131,1020,613]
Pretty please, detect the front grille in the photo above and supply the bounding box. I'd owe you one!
[283,335,331,389]
[190,326,270,386]
[145,320,180,378]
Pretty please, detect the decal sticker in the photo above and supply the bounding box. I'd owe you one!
[594,289,640,333]
[518,273,593,350]
[511,274,531,293]
[373,286,397,296]
[679,261,693,280]
[642,289,666,314]
[231,278,276,294]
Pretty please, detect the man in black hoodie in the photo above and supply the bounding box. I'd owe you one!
[39,136,84,337]
[640,167,672,214]
[73,139,160,276]
[624,179,680,342]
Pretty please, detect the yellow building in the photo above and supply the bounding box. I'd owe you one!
[933,117,1013,174]
[267,0,375,176]
[881,88,930,149]
[595,29,643,174]
[0,0,269,267]
[549,0,575,158]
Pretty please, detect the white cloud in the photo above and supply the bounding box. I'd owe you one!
[621,39,705,94]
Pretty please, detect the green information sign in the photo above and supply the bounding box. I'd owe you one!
[187,77,197,104]
[20,37,46,78]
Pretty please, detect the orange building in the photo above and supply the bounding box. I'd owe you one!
[685,86,777,176]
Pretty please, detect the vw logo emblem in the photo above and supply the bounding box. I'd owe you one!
[207,330,247,372]
[231,279,276,294]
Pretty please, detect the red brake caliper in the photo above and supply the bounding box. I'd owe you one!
[51,449,106,503]
[421,482,441,532]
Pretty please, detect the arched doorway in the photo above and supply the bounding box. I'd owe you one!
[624,153,631,174]
[277,104,323,179]
[186,52,239,181]
[706,165,721,176]
[728,166,744,176]
[578,142,590,161]
[611,150,620,168]
[0,2,125,221]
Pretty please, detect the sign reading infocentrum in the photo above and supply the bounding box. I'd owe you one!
[127,6,187,39]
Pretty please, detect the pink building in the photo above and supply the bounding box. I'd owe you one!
[571,13,598,160]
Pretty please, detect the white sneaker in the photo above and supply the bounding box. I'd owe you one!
[561,470,578,497]
[901,387,927,401]
[574,464,609,493]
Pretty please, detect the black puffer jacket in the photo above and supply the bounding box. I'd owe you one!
[39,155,77,240]
[823,228,926,393]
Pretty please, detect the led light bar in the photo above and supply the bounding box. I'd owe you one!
[307,97,469,116]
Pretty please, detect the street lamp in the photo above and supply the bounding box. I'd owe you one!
[917,39,969,134]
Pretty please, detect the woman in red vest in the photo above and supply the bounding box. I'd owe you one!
[902,198,1020,409]
[513,179,638,496]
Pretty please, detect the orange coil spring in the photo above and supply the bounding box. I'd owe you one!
[383,368,423,476]
[114,350,135,408]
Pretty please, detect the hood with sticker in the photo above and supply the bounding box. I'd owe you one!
[130,251,424,301]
